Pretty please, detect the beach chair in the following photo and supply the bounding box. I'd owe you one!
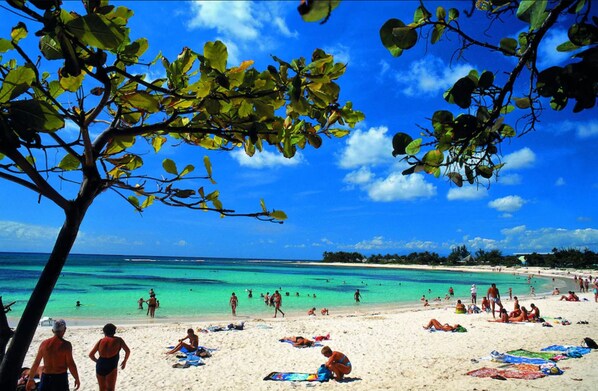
[39,317,54,326]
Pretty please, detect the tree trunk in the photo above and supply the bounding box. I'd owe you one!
[0,207,83,390]
[0,297,15,365]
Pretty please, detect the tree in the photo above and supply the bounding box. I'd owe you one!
[447,244,470,264]
[304,0,597,185]
[0,0,363,387]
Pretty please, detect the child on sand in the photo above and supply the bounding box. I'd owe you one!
[321,346,351,381]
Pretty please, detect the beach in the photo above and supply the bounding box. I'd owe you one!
[20,272,598,391]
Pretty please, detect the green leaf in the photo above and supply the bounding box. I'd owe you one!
[413,5,432,24]
[141,195,155,209]
[204,41,228,73]
[405,138,422,155]
[260,199,267,213]
[568,23,595,46]
[9,100,65,132]
[500,37,518,55]
[270,210,287,221]
[514,97,531,109]
[0,38,14,53]
[392,132,413,156]
[11,22,27,43]
[151,136,167,153]
[180,164,194,177]
[238,100,253,118]
[59,72,85,92]
[556,41,580,52]
[476,165,493,179]
[448,8,459,21]
[66,13,127,50]
[423,150,443,173]
[392,26,418,49]
[299,0,341,22]
[162,158,178,175]
[58,153,81,171]
[478,71,494,89]
[0,66,36,103]
[105,135,135,155]
[436,6,446,21]
[500,124,516,137]
[448,172,463,187]
[203,156,215,183]
[446,77,476,109]
[39,35,63,60]
[120,91,160,113]
[431,24,445,44]
[380,19,405,57]
[128,195,140,208]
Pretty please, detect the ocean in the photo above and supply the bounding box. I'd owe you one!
[0,252,560,323]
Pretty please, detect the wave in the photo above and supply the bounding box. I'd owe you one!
[124,258,157,262]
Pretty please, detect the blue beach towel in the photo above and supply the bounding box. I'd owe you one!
[490,351,551,365]
[541,345,591,356]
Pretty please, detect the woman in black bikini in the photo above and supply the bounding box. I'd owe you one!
[89,323,130,391]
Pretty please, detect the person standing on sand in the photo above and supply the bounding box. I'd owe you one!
[230,292,238,316]
[88,323,130,391]
[470,284,477,304]
[354,289,362,303]
[273,290,285,318]
[487,283,503,318]
[26,319,80,391]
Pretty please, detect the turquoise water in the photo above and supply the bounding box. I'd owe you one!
[0,252,557,321]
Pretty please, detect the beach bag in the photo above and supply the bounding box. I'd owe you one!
[454,325,467,333]
[317,364,332,381]
[582,337,598,349]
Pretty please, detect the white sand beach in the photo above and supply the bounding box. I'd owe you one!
[20,272,598,391]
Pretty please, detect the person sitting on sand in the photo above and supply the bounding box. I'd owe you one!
[308,307,316,316]
[481,297,490,313]
[321,308,329,315]
[509,306,528,322]
[321,346,351,381]
[560,291,580,301]
[509,296,521,318]
[280,336,314,347]
[468,304,481,314]
[166,329,198,354]
[455,299,466,314]
[527,303,540,321]
[423,319,460,331]
[88,323,130,391]
[489,308,509,323]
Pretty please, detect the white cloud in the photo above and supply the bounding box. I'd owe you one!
[273,16,298,38]
[488,195,526,213]
[353,236,390,250]
[555,177,566,186]
[394,56,472,96]
[498,174,522,185]
[231,149,304,168]
[366,172,436,201]
[0,221,59,241]
[338,127,393,169]
[447,186,488,201]
[466,237,499,250]
[503,147,536,170]
[544,119,598,139]
[379,59,390,77]
[343,167,374,186]
[188,1,260,40]
[323,44,350,64]
[502,226,598,252]
[174,240,188,247]
[537,29,575,69]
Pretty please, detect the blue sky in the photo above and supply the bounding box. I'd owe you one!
[0,1,596,260]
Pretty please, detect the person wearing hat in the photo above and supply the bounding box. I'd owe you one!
[470,284,477,304]
[89,323,130,391]
[26,319,80,390]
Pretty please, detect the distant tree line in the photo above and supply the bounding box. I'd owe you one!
[322,246,597,269]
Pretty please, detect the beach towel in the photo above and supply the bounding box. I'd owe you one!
[263,372,329,382]
[279,339,322,348]
[466,367,546,380]
[428,326,467,333]
[506,349,559,361]
[490,351,551,365]
[540,345,591,356]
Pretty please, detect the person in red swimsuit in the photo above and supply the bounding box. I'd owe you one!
[321,346,351,381]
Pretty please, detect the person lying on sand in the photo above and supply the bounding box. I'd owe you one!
[560,291,580,301]
[279,336,314,347]
[423,319,460,331]
[508,306,528,322]
[166,329,198,354]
